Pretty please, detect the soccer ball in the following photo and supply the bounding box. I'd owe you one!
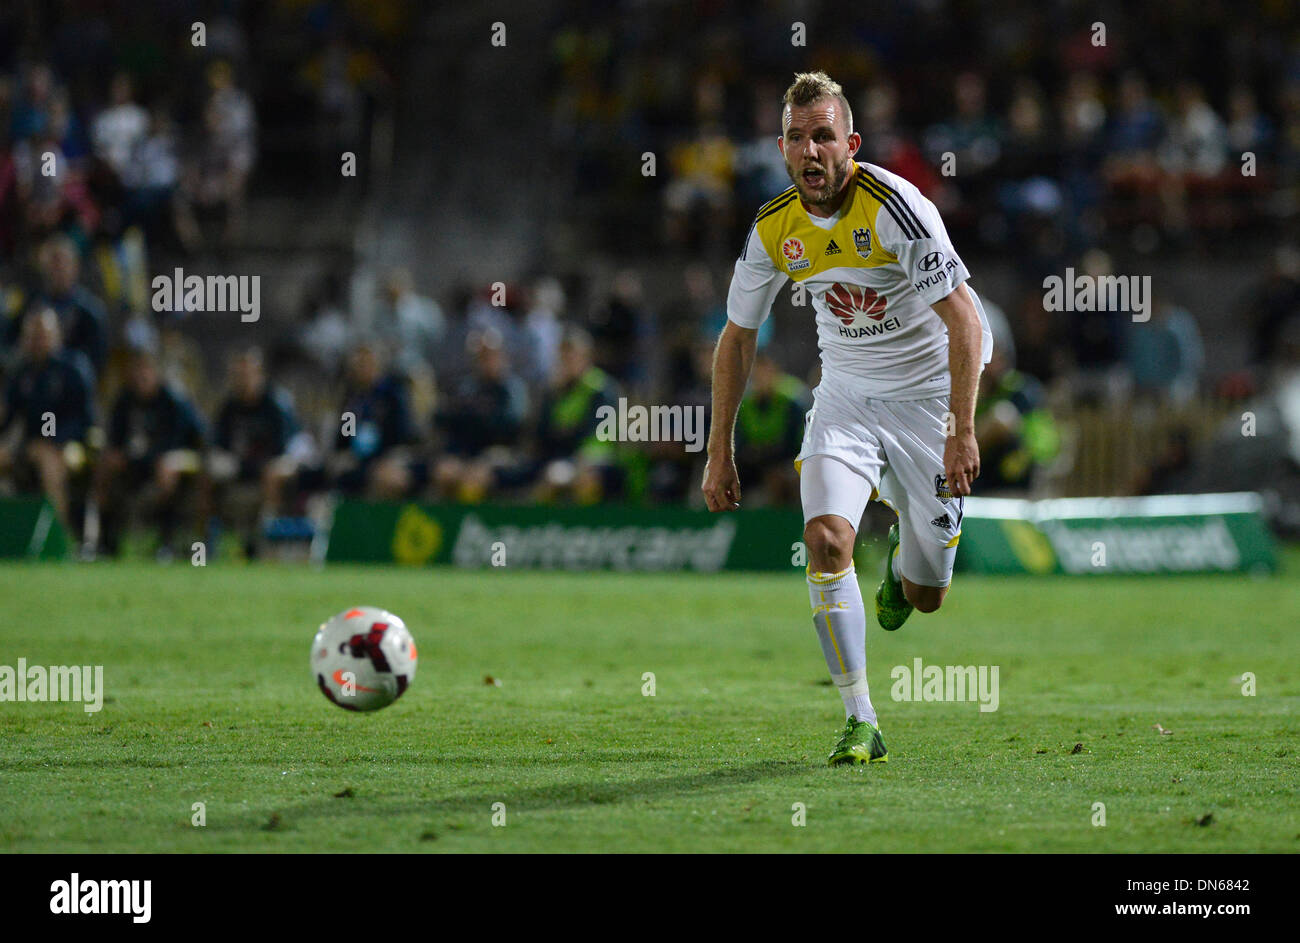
[311,606,418,711]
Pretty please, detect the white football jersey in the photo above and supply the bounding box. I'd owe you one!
[727,161,992,399]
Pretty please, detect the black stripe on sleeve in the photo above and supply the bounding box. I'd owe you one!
[856,179,922,241]
[859,170,931,239]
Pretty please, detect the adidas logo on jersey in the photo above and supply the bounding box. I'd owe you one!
[824,239,842,256]
[930,514,953,529]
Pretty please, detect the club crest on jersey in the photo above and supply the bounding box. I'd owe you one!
[852,227,872,258]
[934,474,954,500]
[782,237,810,271]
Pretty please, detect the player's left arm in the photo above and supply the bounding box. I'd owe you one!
[873,168,989,498]
[931,283,982,498]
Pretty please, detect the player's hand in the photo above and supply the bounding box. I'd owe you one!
[944,431,980,498]
[702,454,742,511]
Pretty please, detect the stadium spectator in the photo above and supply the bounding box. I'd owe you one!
[663,74,737,252]
[974,347,1061,494]
[998,81,1065,236]
[204,347,303,558]
[0,306,96,532]
[923,72,1003,227]
[1103,70,1166,220]
[454,284,529,392]
[121,104,182,245]
[857,82,939,199]
[735,82,792,211]
[11,235,108,375]
[520,276,566,388]
[518,326,620,504]
[1276,80,1300,191]
[11,115,90,240]
[733,352,807,507]
[1246,244,1300,372]
[692,261,773,351]
[373,266,445,374]
[1065,249,1131,404]
[322,341,418,499]
[1160,82,1229,179]
[1125,296,1205,404]
[1225,85,1274,163]
[432,327,529,502]
[588,269,652,389]
[96,346,206,559]
[91,73,148,184]
[174,61,256,250]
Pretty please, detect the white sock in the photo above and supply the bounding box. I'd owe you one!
[807,566,877,725]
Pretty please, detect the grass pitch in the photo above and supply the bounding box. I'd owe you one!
[1,556,1296,853]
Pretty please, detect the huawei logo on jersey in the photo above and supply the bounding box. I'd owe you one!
[825,282,889,325]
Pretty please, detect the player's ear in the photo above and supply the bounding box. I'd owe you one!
[777,135,786,157]
[846,131,861,158]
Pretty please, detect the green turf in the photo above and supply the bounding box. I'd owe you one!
[1,557,1296,853]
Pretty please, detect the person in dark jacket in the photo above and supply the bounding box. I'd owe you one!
[96,345,206,558]
[328,341,419,498]
[205,346,302,556]
[0,306,96,534]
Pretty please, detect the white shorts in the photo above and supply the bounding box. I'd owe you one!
[797,379,964,587]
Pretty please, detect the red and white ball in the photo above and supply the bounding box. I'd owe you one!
[311,606,417,711]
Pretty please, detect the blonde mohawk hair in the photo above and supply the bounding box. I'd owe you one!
[782,71,853,133]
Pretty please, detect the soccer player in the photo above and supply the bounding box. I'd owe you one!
[702,72,993,765]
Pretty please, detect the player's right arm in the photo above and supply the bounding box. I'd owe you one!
[703,320,757,511]
[703,222,788,512]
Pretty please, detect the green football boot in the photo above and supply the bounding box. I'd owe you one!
[828,715,889,766]
[875,521,913,631]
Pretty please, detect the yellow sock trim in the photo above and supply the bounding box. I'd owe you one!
[806,564,855,584]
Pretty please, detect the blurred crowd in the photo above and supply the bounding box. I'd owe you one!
[546,0,1300,515]
[3,1,1300,555]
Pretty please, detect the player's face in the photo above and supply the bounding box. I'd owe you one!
[779,99,860,209]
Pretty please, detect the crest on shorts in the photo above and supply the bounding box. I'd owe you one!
[934,474,954,500]
[852,227,872,258]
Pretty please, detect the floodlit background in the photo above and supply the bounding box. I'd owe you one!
[1,0,1299,560]
[2,1,1298,861]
